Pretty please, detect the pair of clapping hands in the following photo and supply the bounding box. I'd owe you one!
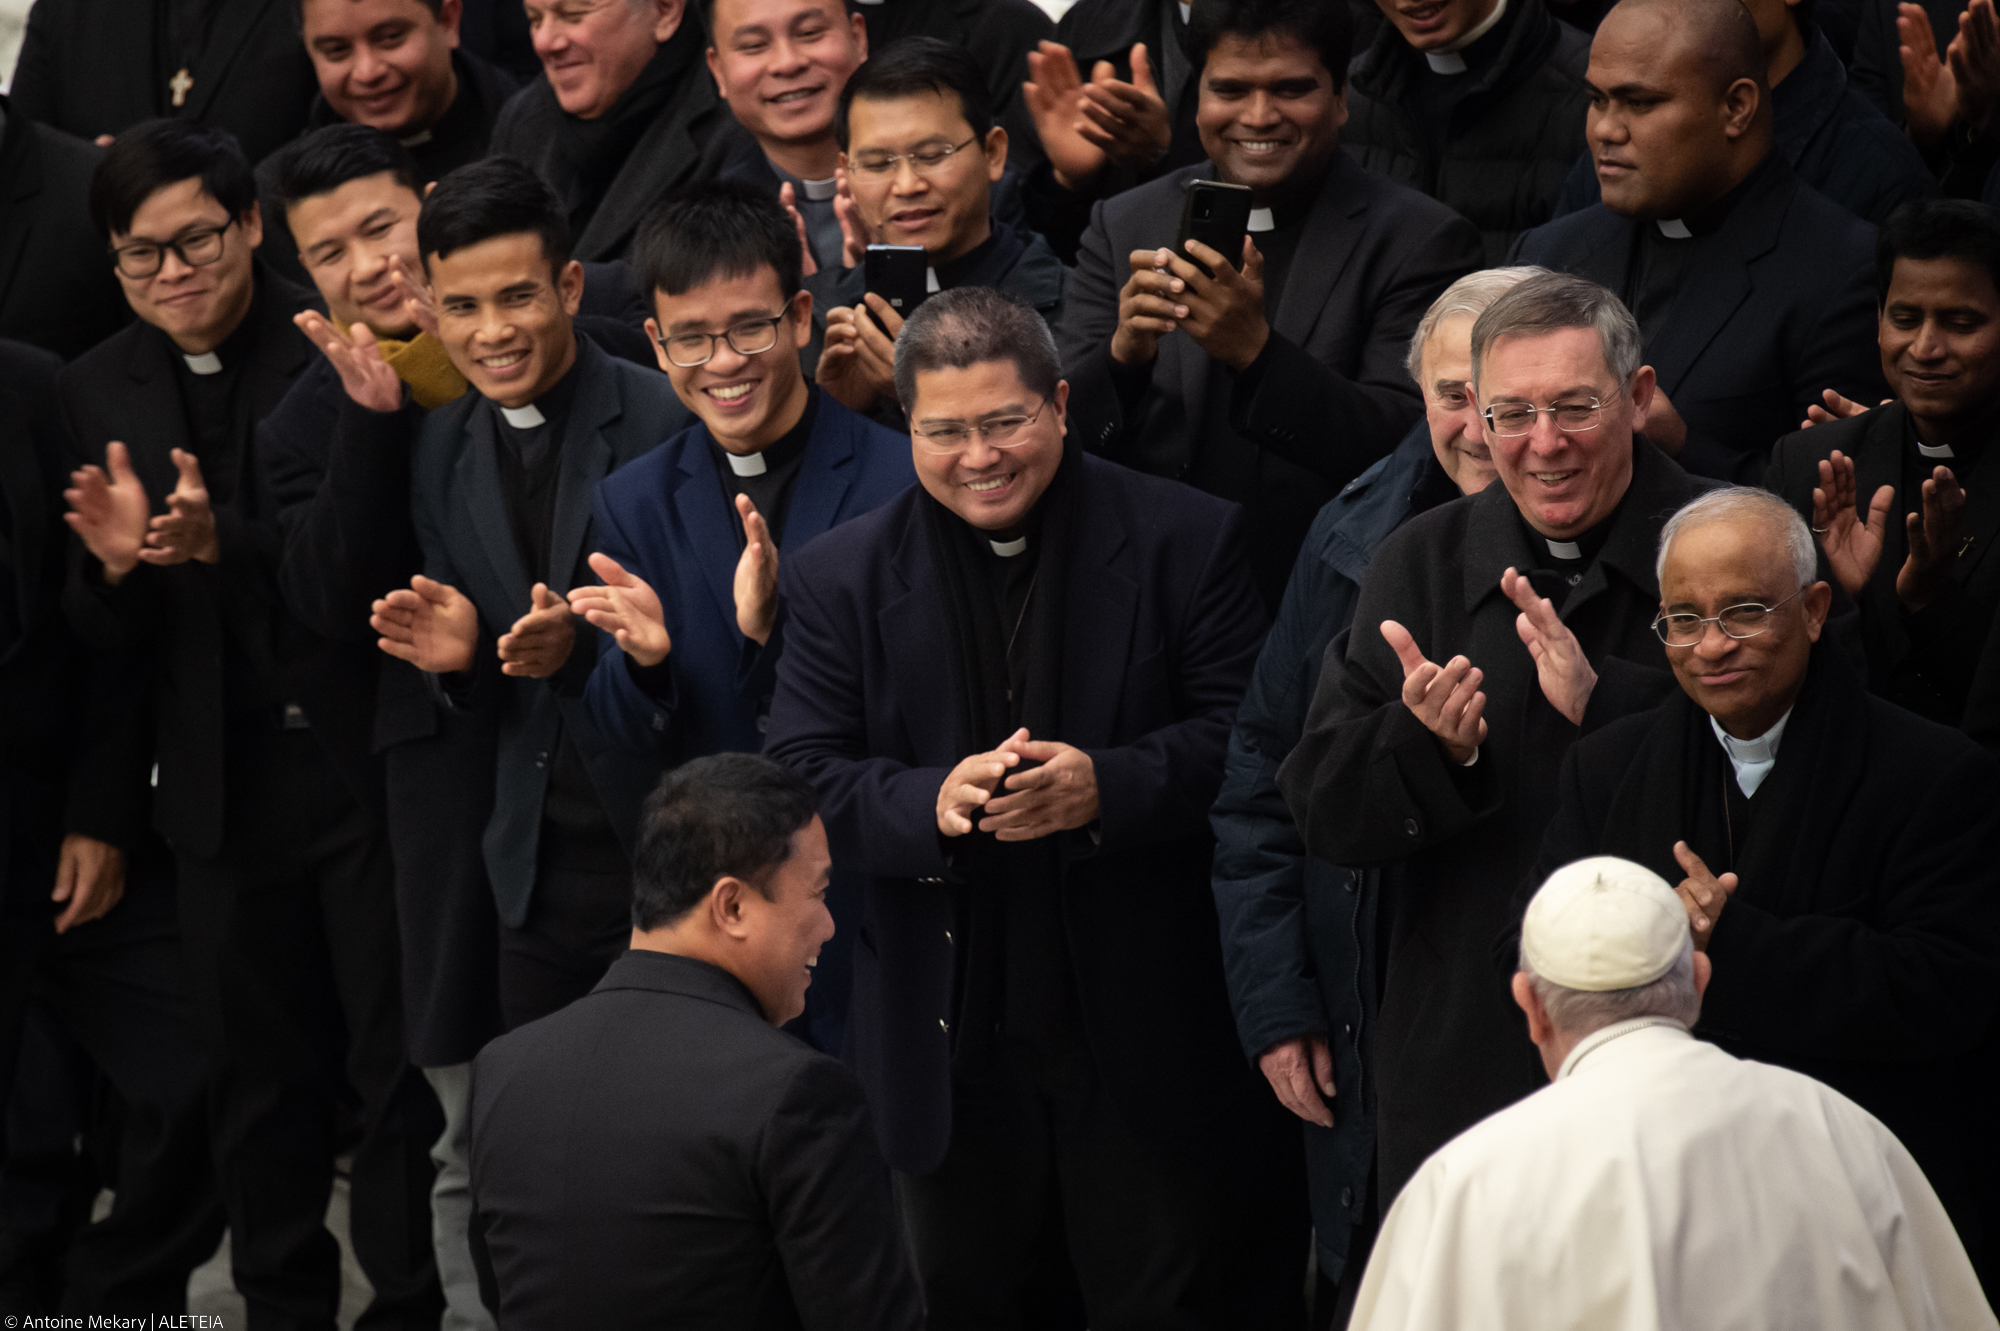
[367,494,781,679]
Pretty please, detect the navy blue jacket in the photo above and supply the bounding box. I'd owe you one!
[1210,424,1453,1283]
[582,391,914,762]
[765,455,1271,1173]
[1513,154,1884,484]
[409,338,689,926]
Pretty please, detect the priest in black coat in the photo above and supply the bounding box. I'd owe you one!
[1276,272,1715,1207]
[1521,485,2000,1280]
[0,99,130,361]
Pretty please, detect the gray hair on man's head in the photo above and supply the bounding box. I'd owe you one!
[1404,266,1549,385]
[1519,936,1701,1036]
[1655,486,1816,590]
[1468,271,1643,391]
[892,286,1060,412]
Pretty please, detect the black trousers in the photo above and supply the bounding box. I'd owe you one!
[495,862,630,1032]
[0,806,223,1316]
[175,728,442,1331]
[897,1031,1310,1331]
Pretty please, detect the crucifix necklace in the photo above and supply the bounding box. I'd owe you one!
[162,0,214,110]
[170,67,194,107]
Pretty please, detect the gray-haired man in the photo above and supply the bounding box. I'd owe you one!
[766,286,1306,1323]
[1523,485,2000,1287]
[1277,270,1713,1208]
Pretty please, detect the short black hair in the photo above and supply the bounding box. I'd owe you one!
[290,0,444,25]
[631,179,802,305]
[417,156,571,274]
[630,754,819,931]
[271,123,424,213]
[894,285,1059,410]
[836,36,993,150]
[1186,0,1353,94]
[1877,198,2000,303]
[90,119,258,239]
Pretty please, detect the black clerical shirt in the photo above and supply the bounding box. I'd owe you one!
[1518,494,1623,612]
[1622,154,1776,342]
[1404,0,1521,160]
[708,386,819,550]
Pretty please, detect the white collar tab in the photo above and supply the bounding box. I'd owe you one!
[1657,218,1693,240]
[1919,440,1956,459]
[1247,207,1276,233]
[183,351,223,375]
[989,536,1029,557]
[800,175,838,201]
[1546,538,1582,560]
[500,403,546,429]
[1425,51,1468,73]
[727,450,769,476]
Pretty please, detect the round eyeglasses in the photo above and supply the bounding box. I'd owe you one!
[1482,397,1609,437]
[850,136,980,179]
[1653,586,1807,646]
[656,313,786,368]
[910,399,1049,455]
[111,217,236,280]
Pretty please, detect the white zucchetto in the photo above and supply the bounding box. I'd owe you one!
[1523,856,1688,991]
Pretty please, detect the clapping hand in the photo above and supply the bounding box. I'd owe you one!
[733,494,779,646]
[1811,450,1893,597]
[372,574,479,674]
[1381,620,1487,765]
[569,553,670,666]
[1024,40,1171,190]
[1898,464,1968,611]
[1673,840,1737,951]
[1800,388,1886,428]
[295,310,402,412]
[139,449,219,566]
[1502,567,1597,725]
[498,583,575,678]
[64,440,150,583]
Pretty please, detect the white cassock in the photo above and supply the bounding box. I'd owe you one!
[1351,1019,1996,1331]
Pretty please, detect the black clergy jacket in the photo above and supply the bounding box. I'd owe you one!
[0,101,130,362]
[763,454,1271,1174]
[1511,152,1885,485]
[58,267,318,860]
[1521,642,2000,1244]
[1768,402,2000,729]
[1276,438,1714,1205]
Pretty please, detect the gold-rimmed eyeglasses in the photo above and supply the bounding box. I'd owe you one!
[1652,586,1807,646]
[850,136,980,179]
[911,398,1049,455]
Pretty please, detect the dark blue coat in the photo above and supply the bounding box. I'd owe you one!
[582,391,914,762]
[1210,424,1452,1283]
[765,455,1273,1174]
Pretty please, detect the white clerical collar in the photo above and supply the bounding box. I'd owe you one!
[926,267,941,293]
[1425,51,1468,73]
[1178,1,1191,21]
[726,450,768,476]
[1247,207,1276,233]
[1657,218,1693,240]
[399,129,433,147]
[1558,1017,1689,1080]
[800,175,838,201]
[1437,0,1508,52]
[989,536,1029,557]
[1919,440,1956,459]
[1546,537,1582,560]
[183,350,223,375]
[500,403,546,429]
[1710,705,1792,799]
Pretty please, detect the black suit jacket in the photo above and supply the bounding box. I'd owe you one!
[1062,154,1483,601]
[409,337,689,926]
[469,949,923,1331]
[10,0,317,166]
[764,456,1271,1173]
[59,271,319,859]
[1511,154,1886,484]
[0,102,130,362]
[0,340,151,896]
[1767,403,2000,727]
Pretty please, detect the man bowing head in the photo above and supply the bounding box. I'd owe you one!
[765,285,1311,1322]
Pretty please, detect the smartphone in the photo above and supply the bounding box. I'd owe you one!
[1175,179,1254,276]
[864,244,930,330]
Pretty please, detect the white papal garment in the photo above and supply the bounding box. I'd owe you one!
[1351,1020,1996,1331]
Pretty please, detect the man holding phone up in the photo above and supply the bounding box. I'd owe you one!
[1060,0,1481,610]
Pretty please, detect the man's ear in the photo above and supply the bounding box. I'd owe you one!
[1804,579,1833,642]
[1626,363,1658,421]
[984,126,1010,182]
[1051,377,1070,436]
[559,259,586,317]
[653,0,687,44]
[242,200,265,251]
[1511,971,1554,1047]
[438,0,464,44]
[708,875,754,940]
[1721,77,1761,140]
[1692,949,1712,998]
[790,287,815,349]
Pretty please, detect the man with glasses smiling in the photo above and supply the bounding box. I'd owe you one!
[1518,485,2000,1284]
[767,285,1306,1325]
[1278,271,1712,1213]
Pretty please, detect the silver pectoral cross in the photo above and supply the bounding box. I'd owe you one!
[169,67,194,108]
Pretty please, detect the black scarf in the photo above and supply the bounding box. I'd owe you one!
[921,440,1082,1071]
[552,30,691,234]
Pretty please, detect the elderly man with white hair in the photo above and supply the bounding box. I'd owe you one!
[1518,485,2000,1289]
[1353,856,1996,1331]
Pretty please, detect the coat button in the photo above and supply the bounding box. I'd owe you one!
[945,930,953,945]
[1342,1187,1354,1207]
[1403,817,1419,837]
[1344,873,1357,893]
[939,1019,950,1033]
[535,751,549,768]
[1344,1023,1354,1037]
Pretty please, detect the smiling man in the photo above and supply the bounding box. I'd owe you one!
[1510,0,1884,483]
[1521,486,2000,1285]
[1278,271,1713,1212]
[1061,0,1481,610]
[766,285,1306,1324]
[469,753,924,1330]
[370,157,689,1039]
[1770,200,2000,732]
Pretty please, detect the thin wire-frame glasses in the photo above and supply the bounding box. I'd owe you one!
[911,399,1050,455]
[1653,586,1807,646]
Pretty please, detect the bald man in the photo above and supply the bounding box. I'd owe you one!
[1510,0,1886,483]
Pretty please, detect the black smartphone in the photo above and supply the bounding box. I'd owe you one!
[864,244,930,330]
[1175,179,1254,276]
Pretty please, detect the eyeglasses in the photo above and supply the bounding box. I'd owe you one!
[850,136,979,179]
[111,217,236,279]
[1652,586,1807,646]
[1482,396,1610,437]
[656,312,786,368]
[911,399,1049,454]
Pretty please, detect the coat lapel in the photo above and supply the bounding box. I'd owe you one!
[1645,166,1788,398]
[878,509,959,766]
[547,343,621,594]
[1059,479,1137,751]
[780,395,857,549]
[460,404,533,610]
[1271,154,1369,349]
[672,431,745,629]
[577,76,715,259]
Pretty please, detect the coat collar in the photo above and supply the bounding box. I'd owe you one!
[576,67,722,260]
[1320,421,1447,585]
[1352,0,1557,105]
[1461,436,1686,615]
[1773,26,1848,167]
[591,948,767,1021]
